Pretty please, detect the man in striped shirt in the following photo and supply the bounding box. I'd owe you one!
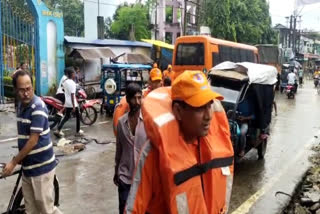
[2,70,62,214]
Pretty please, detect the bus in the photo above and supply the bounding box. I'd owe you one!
[172,36,259,78]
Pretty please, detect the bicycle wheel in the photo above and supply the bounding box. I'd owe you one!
[10,175,60,212]
[80,106,98,125]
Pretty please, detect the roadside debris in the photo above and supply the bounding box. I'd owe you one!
[283,144,320,214]
[0,103,15,113]
[54,136,113,156]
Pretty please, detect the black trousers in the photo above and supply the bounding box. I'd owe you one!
[57,107,80,132]
[55,93,65,104]
[118,180,131,214]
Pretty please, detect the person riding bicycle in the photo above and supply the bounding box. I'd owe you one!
[1,70,62,214]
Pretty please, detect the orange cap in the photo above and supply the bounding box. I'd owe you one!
[171,70,223,107]
[150,68,162,81]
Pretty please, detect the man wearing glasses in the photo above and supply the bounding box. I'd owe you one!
[1,70,62,214]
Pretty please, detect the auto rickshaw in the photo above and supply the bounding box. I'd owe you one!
[209,62,277,161]
[280,63,290,93]
[101,63,152,115]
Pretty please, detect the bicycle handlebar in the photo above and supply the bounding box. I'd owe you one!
[0,163,22,180]
[0,159,59,179]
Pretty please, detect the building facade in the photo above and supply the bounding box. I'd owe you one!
[150,0,200,44]
[274,23,320,56]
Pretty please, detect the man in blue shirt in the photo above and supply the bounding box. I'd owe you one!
[1,70,62,214]
[237,96,255,157]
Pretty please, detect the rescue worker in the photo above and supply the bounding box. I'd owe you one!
[112,68,163,136]
[151,62,161,74]
[163,64,174,81]
[144,66,163,97]
[125,70,234,214]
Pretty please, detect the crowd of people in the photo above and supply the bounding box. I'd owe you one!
[1,61,235,214]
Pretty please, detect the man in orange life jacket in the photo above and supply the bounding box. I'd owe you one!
[163,64,175,81]
[125,70,234,214]
[112,67,163,136]
[144,65,162,96]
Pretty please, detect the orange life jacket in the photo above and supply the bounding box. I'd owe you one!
[163,70,175,81]
[113,97,129,136]
[138,87,234,214]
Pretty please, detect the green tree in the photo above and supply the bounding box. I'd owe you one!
[44,0,84,36]
[201,0,276,44]
[105,17,113,39]
[110,3,151,41]
[202,0,236,41]
[230,0,277,44]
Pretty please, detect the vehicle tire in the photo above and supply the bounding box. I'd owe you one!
[11,176,60,213]
[258,139,267,160]
[80,106,98,125]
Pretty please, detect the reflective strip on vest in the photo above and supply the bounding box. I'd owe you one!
[126,141,152,214]
[147,91,169,100]
[225,172,233,213]
[154,112,175,127]
[176,192,190,214]
[212,100,224,112]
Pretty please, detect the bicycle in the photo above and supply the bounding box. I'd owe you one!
[0,163,60,214]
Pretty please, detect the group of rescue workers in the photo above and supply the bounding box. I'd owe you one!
[1,59,234,214]
[113,63,234,214]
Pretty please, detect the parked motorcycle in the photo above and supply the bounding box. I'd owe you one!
[41,87,100,129]
[286,84,295,99]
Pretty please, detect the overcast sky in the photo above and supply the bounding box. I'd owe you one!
[268,0,320,31]
[83,0,320,32]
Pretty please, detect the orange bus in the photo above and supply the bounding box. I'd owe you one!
[172,35,259,78]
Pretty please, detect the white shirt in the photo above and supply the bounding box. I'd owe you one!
[56,75,67,94]
[287,72,296,85]
[63,79,79,108]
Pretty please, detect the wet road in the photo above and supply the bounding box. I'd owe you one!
[0,80,320,213]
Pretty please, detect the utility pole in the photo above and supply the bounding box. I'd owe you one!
[183,0,187,35]
[196,0,201,31]
[289,15,293,49]
[285,16,289,48]
[98,0,100,16]
[155,2,157,40]
[97,0,104,39]
[293,16,297,53]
